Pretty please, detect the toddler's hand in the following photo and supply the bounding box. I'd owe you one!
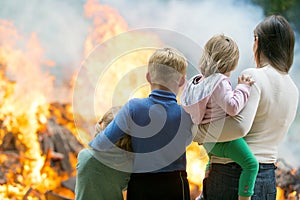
[238,74,255,86]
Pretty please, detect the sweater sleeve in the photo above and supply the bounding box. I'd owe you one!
[193,83,261,143]
[89,103,129,151]
[212,79,251,116]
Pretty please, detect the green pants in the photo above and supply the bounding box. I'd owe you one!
[75,149,131,200]
[204,138,259,197]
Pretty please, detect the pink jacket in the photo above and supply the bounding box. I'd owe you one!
[181,73,250,124]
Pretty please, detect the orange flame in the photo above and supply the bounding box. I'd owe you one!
[276,187,299,200]
[83,0,128,57]
[81,0,209,197]
[74,0,164,124]
[0,1,209,199]
[0,20,70,199]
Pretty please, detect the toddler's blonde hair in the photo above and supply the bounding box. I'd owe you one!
[199,34,239,77]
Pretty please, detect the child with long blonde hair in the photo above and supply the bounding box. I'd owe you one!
[75,106,132,200]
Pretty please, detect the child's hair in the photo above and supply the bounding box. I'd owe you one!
[199,34,239,77]
[148,47,187,87]
[95,106,132,152]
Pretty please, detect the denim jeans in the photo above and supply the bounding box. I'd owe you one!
[251,164,277,200]
[203,162,276,200]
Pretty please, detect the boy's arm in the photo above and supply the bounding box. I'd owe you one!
[89,105,130,151]
[193,83,260,143]
[213,79,251,116]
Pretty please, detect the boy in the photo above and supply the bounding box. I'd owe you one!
[89,47,194,200]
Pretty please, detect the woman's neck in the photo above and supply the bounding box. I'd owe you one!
[257,54,269,68]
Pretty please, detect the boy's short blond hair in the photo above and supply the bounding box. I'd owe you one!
[95,106,132,152]
[148,47,187,88]
[199,34,239,77]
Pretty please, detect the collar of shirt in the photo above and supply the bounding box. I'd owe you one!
[149,89,177,102]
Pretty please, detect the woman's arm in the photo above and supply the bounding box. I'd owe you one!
[193,83,261,143]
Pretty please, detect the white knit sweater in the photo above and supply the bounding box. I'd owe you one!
[195,65,299,163]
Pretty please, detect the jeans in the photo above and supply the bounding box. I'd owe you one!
[204,138,259,196]
[203,162,276,200]
[251,164,277,200]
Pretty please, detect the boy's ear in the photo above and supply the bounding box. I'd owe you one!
[146,72,151,83]
[179,76,186,87]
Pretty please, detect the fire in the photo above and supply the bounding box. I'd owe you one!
[288,191,298,200]
[83,0,128,57]
[81,1,208,196]
[277,187,299,200]
[186,143,208,197]
[0,0,208,199]
[277,187,286,200]
[76,0,164,122]
[0,20,68,199]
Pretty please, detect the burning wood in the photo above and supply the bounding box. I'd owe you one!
[0,103,84,200]
[276,159,300,199]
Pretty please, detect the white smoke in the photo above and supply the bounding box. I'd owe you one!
[103,0,300,167]
[104,0,265,77]
[0,0,90,81]
[1,0,299,166]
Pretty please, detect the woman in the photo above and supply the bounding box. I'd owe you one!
[195,15,299,200]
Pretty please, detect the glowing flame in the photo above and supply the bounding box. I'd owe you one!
[277,187,285,200]
[288,191,298,200]
[81,0,208,196]
[84,0,128,57]
[276,187,298,200]
[0,20,69,199]
[0,1,209,199]
[186,143,208,197]
[74,0,163,124]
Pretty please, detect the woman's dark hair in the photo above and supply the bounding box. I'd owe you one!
[254,15,295,72]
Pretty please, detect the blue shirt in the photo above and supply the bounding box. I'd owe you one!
[89,90,193,173]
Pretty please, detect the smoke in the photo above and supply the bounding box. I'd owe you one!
[102,0,300,166]
[1,0,300,166]
[104,0,264,76]
[0,0,89,81]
